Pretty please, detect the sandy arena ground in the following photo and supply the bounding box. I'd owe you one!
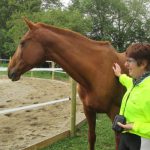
[0,76,85,150]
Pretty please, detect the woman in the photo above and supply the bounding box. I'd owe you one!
[112,43,150,150]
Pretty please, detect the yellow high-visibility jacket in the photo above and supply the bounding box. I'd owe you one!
[119,74,150,139]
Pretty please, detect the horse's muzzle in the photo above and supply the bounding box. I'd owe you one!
[8,71,20,81]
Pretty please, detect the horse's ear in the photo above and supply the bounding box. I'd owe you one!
[23,17,37,30]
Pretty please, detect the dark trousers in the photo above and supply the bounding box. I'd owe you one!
[118,132,141,150]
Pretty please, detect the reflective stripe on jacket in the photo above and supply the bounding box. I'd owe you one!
[119,74,150,139]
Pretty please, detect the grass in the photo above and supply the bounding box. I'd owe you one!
[40,114,115,150]
[24,71,69,81]
[0,62,8,67]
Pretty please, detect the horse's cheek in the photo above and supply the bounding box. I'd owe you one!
[34,47,45,62]
[23,45,44,65]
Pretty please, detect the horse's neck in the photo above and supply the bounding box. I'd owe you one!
[44,29,97,88]
[116,52,128,74]
[40,26,117,88]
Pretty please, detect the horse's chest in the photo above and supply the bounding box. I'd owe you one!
[78,85,112,112]
[79,92,110,112]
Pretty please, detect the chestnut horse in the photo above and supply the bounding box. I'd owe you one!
[8,18,127,150]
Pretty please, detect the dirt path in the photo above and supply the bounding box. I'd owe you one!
[0,77,85,150]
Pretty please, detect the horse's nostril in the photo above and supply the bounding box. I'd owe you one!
[8,71,16,79]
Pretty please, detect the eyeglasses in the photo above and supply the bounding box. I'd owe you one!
[126,58,136,63]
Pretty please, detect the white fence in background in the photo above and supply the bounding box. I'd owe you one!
[0,67,63,72]
[0,59,52,63]
[0,98,70,115]
[0,59,66,74]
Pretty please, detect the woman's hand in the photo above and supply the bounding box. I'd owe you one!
[117,122,133,130]
[112,63,122,77]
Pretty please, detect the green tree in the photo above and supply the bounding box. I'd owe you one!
[0,0,42,57]
[0,0,63,57]
[70,0,150,51]
[0,0,12,58]
[41,0,62,9]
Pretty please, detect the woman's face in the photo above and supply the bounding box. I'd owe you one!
[124,58,146,79]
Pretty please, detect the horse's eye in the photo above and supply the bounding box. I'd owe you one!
[20,41,25,47]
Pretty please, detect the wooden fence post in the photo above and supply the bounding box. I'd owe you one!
[31,71,33,77]
[51,62,55,80]
[70,78,77,137]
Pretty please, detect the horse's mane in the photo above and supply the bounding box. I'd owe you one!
[36,22,111,46]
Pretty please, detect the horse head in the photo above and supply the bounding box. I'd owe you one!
[8,18,46,81]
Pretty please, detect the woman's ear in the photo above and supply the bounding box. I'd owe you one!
[141,60,148,70]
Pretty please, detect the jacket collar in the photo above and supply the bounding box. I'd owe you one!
[133,71,150,86]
